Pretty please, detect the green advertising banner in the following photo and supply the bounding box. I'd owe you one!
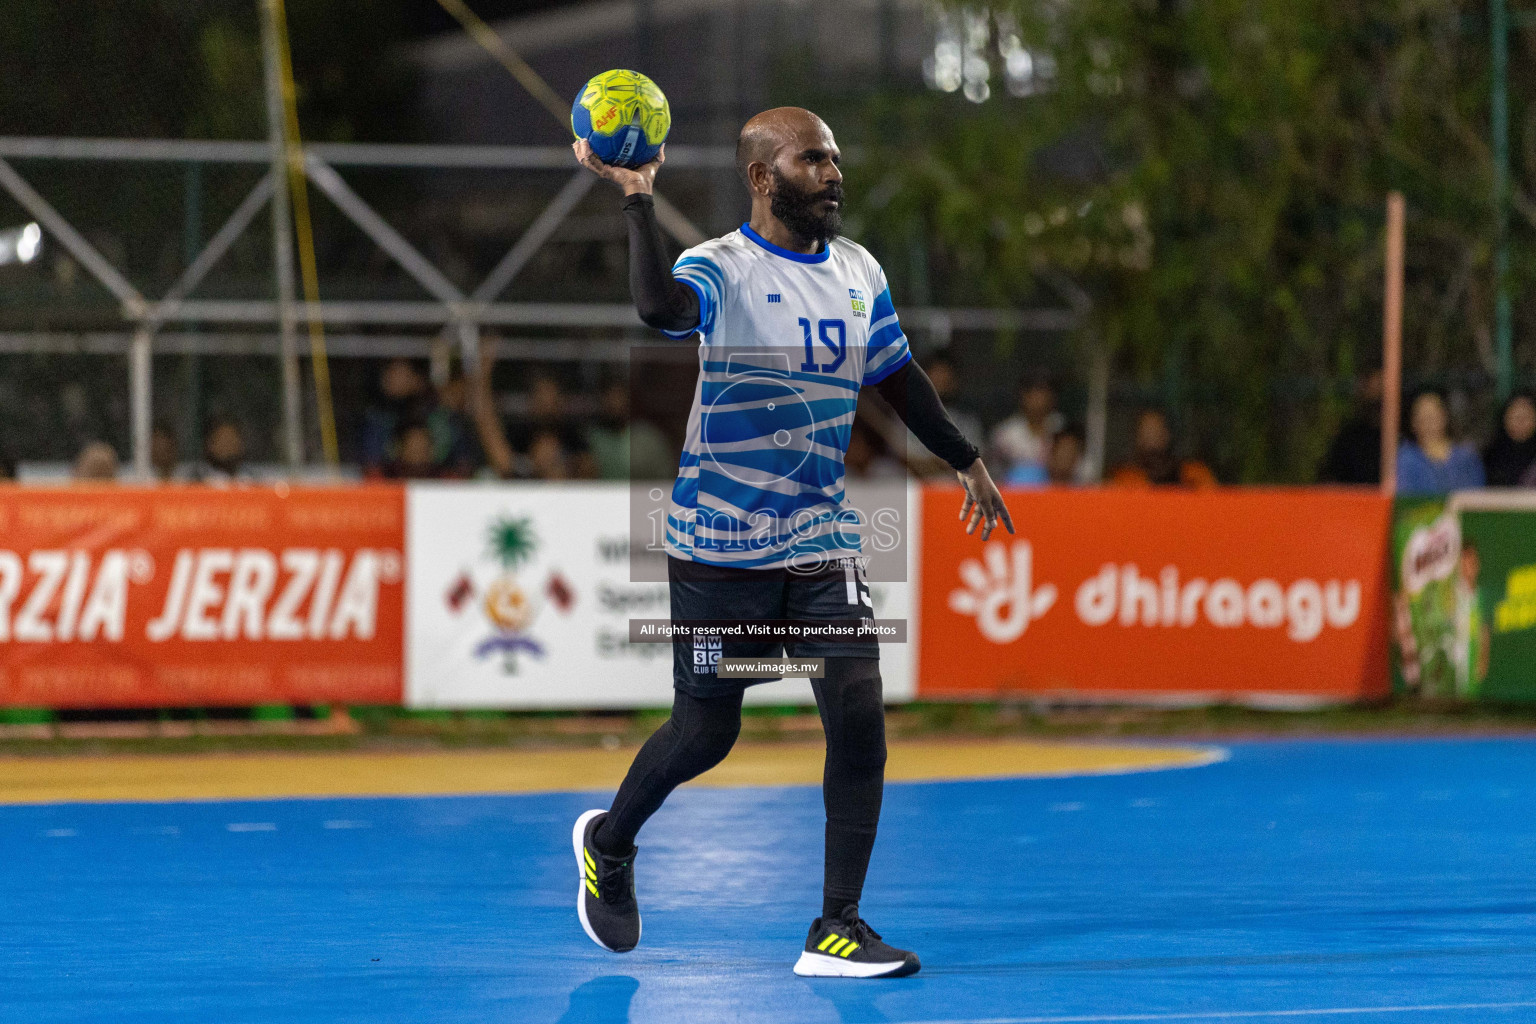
[1390,498,1465,697]
[1459,508,1536,702]
[1393,494,1536,702]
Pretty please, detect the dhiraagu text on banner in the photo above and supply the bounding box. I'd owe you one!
[922,489,1391,702]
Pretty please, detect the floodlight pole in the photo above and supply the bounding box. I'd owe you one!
[260,0,305,467]
[127,330,152,479]
[1381,193,1405,495]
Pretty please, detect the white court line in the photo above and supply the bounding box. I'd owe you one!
[903,1001,1536,1024]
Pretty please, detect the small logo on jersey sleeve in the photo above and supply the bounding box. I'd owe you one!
[848,288,867,318]
[766,293,782,303]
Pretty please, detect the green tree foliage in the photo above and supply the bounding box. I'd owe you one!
[0,0,414,141]
[859,0,1534,481]
[0,0,417,309]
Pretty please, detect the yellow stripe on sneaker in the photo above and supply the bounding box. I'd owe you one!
[840,941,859,957]
[816,933,840,952]
[584,864,596,881]
[584,849,596,871]
[827,938,850,956]
[585,879,599,898]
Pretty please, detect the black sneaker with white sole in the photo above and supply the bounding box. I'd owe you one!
[792,904,920,978]
[572,809,641,952]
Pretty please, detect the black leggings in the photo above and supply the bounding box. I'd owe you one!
[596,658,887,919]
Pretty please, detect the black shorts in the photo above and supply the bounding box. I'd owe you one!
[668,555,879,697]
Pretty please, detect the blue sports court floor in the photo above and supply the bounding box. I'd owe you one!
[3,738,1535,1023]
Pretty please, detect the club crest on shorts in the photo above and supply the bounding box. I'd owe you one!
[692,632,723,674]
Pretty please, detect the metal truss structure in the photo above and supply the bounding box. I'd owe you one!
[0,133,1076,476]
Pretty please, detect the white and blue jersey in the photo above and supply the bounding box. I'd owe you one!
[662,222,911,569]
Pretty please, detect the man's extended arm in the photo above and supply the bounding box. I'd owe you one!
[573,139,699,335]
[872,361,979,472]
[622,193,699,334]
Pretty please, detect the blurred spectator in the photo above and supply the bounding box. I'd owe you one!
[989,373,1062,482]
[527,375,563,427]
[516,374,593,476]
[362,358,433,474]
[1397,390,1484,494]
[196,418,248,485]
[588,379,675,481]
[379,419,445,480]
[151,423,179,482]
[527,428,572,480]
[72,441,118,482]
[427,372,479,477]
[1046,425,1086,486]
[1483,391,1536,487]
[472,340,593,480]
[921,350,984,449]
[1110,408,1217,488]
[844,419,906,480]
[1318,368,1383,485]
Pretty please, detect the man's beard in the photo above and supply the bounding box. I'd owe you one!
[770,169,843,245]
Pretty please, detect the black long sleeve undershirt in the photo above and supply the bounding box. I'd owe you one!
[622,192,700,333]
[873,361,981,472]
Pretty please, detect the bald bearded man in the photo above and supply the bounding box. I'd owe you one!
[569,107,1012,979]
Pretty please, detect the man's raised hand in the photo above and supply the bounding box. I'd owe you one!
[572,138,665,196]
[957,458,1014,541]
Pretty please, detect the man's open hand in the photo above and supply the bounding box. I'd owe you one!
[957,458,1014,541]
[572,138,664,196]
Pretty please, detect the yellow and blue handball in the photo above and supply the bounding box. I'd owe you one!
[571,69,671,168]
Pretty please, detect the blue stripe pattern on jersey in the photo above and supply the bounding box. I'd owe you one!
[659,231,911,568]
[663,256,724,338]
[668,364,862,561]
[861,287,912,385]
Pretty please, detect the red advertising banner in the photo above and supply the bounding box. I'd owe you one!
[918,488,1392,702]
[0,486,405,707]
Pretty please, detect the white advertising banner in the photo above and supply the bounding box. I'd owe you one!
[405,482,916,709]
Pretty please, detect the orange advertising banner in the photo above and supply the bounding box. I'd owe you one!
[918,488,1392,702]
[0,486,405,707]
